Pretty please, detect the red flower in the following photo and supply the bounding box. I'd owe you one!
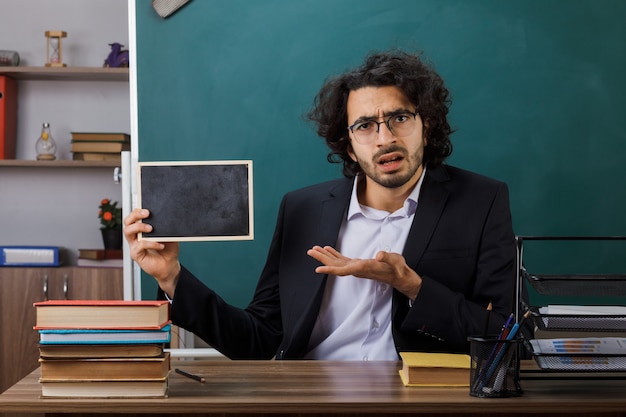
[98,198,122,229]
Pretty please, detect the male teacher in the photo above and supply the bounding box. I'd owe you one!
[124,49,517,360]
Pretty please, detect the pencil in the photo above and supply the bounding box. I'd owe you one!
[483,302,493,337]
[175,368,205,383]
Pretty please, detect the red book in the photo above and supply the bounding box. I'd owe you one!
[34,300,170,330]
[0,76,17,159]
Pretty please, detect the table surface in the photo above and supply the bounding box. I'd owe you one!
[1,359,626,415]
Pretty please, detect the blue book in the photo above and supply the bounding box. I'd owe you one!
[39,324,171,345]
[0,245,62,266]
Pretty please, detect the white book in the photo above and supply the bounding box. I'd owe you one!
[77,258,123,268]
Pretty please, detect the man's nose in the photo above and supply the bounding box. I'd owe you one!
[375,121,395,144]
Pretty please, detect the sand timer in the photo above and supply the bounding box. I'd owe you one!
[45,31,67,67]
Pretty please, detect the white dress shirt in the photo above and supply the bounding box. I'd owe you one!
[304,171,425,360]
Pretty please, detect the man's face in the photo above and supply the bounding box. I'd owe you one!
[346,86,426,189]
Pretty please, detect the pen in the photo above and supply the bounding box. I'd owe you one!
[499,313,515,339]
[175,368,205,383]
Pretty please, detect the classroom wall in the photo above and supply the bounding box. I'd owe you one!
[134,0,626,306]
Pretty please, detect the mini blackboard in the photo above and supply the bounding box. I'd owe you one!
[137,161,253,241]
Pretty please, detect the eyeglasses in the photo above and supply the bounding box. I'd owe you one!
[347,112,418,144]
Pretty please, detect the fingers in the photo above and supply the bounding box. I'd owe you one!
[124,208,150,227]
[307,245,345,265]
[123,209,152,240]
[375,250,399,264]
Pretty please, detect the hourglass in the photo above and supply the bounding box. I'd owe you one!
[45,30,67,67]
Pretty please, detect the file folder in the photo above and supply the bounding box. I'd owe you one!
[0,246,62,266]
[0,75,17,159]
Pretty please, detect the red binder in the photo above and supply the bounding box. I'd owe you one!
[0,75,17,159]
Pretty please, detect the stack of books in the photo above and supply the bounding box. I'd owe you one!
[34,300,171,398]
[71,132,130,162]
[77,248,123,268]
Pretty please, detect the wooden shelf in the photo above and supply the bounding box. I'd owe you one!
[0,160,120,168]
[0,66,128,81]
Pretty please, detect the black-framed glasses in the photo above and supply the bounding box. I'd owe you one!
[347,112,418,144]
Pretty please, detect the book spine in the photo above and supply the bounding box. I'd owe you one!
[0,76,17,159]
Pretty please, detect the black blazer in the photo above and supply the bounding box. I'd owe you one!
[164,164,517,359]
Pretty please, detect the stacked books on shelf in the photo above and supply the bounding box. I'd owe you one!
[71,132,130,162]
[77,248,123,268]
[34,300,171,398]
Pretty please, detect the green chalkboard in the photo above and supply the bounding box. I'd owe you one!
[135,0,626,307]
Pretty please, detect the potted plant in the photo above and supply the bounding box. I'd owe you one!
[99,198,123,249]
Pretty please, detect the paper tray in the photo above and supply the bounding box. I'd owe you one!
[525,339,626,371]
[529,306,626,332]
[530,352,626,372]
[524,272,626,297]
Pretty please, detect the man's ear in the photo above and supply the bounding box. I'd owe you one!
[347,141,357,162]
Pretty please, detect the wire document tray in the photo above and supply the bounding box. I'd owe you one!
[528,306,626,332]
[515,236,626,380]
[525,339,626,372]
[524,272,626,297]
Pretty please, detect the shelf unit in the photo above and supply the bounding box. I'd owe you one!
[516,236,626,380]
[0,65,129,166]
[0,65,130,265]
[0,67,129,166]
[0,159,120,168]
[0,66,128,81]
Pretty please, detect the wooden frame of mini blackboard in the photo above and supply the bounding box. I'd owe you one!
[137,160,253,242]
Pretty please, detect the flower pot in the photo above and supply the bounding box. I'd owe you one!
[101,228,123,250]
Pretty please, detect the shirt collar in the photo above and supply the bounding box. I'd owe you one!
[347,168,426,220]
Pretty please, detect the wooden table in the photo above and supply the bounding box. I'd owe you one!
[1,360,626,416]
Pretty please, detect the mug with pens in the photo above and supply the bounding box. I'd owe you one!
[468,310,530,398]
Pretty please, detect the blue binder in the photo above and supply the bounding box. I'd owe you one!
[0,246,62,266]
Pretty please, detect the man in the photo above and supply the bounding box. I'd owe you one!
[124,49,516,360]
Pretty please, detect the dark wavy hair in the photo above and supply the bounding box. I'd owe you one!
[307,50,453,177]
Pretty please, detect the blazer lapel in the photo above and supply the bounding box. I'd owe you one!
[283,179,353,356]
[318,179,353,246]
[392,166,450,328]
[402,166,451,269]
